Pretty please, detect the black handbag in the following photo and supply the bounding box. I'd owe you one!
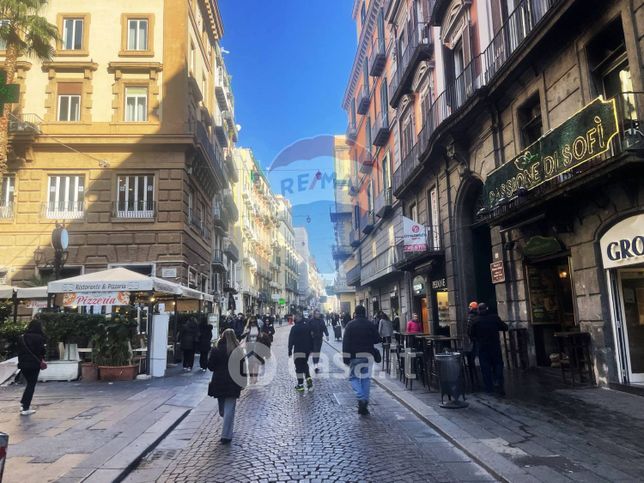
[372,347,382,364]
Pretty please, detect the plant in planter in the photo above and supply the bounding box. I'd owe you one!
[37,313,105,360]
[92,315,138,381]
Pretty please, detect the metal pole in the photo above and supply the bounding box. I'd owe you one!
[146,302,154,375]
[12,290,18,323]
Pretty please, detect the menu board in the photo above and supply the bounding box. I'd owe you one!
[527,266,561,324]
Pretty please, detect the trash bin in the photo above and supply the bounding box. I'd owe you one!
[435,352,468,409]
[0,432,8,481]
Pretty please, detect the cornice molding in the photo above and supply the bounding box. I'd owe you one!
[41,61,98,72]
[342,0,382,110]
[107,61,163,73]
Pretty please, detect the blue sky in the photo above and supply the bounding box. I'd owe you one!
[219,1,356,274]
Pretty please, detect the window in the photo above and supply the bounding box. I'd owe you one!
[382,153,391,191]
[518,94,542,148]
[0,20,9,50]
[62,18,84,50]
[367,180,373,212]
[0,176,14,218]
[366,116,372,149]
[380,79,389,124]
[401,110,414,157]
[409,202,418,222]
[190,41,196,74]
[57,95,80,122]
[360,2,367,26]
[127,19,148,51]
[116,175,154,218]
[47,175,84,218]
[350,99,356,128]
[124,87,148,122]
[202,74,207,98]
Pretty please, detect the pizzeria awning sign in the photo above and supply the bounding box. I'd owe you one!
[62,292,130,307]
[403,216,428,252]
[484,96,619,208]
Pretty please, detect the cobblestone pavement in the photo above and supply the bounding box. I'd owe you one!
[130,327,495,482]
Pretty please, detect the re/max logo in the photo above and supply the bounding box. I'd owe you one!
[279,171,342,195]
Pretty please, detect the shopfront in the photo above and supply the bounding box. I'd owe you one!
[602,213,644,385]
[430,272,450,336]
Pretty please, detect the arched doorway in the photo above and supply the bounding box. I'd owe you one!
[455,178,497,316]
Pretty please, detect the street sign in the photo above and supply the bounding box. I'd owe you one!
[0,70,19,112]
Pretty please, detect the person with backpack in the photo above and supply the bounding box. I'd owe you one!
[288,313,314,392]
[207,329,246,444]
[17,319,47,416]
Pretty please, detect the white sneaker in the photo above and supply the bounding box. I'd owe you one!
[20,409,36,416]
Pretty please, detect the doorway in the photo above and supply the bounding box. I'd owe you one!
[618,269,644,383]
[526,257,576,366]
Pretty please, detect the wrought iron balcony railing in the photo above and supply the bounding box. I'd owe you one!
[113,200,155,219]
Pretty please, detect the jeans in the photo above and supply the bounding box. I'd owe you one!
[20,368,40,410]
[183,350,195,369]
[349,357,372,402]
[199,350,209,370]
[294,353,310,385]
[218,397,237,440]
[311,338,323,365]
[478,349,504,393]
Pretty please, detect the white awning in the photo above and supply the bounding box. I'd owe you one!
[16,286,48,299]
[0,285,15,299]
[47,267,212,301]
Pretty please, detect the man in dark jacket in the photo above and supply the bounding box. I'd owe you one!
[342,305,380,415]
[17,319,47,415]
[309,309,329,374]
[197,321,214,372]
[470,303,508,395]
[233,313,246,339]
[288,313,314,392]
[179,318,198,371]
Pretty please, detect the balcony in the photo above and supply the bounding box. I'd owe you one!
[190,120,228,191]
[346,265,361,287]
[215,67,232,112]
[372,111,390,146]
[346,123,358,145]
[389,22,433,108]
[189,215,210,240]
[8,113,42,142]
[394,0,561,196]
[361,210,376,235]
[222,189,238,222]
[359,150,375,174]
[214,117,228,148]
[332,244,353,260]
[44,201,84,220]
[350,228,362,247]
[395,224,443,270]
[361,246,399,285]
[375,187,393,218]
[330,203,352,223]
[225,153,238,183]
[224,239,239,262]
[0,203,13,219]
[357,84,371,115]
[369,37,386,77]
[212,204,227,230]
[333,278,355,293]
[113,201,155,220]
[212,249,226,271]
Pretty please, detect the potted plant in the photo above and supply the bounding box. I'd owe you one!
[93,315,138,381]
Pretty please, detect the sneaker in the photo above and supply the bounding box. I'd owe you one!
[295,384,305,392]
[220,438,232,444]
[358,400,369,416]
[306,377,313,389]
[20,409,36,416]
[314,367,320,374]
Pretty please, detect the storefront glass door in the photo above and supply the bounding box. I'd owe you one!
[619,270,644,383]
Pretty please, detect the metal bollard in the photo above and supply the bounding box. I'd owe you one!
[0,432,8,482]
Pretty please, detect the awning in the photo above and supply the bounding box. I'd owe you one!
[0,285,16,299]
[16,286,48,299]
[47,267,213,301]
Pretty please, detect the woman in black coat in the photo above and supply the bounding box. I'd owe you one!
[197,321,213,372]
[208,329,245,444]
[179,318,198,371]
[17,319,46,416]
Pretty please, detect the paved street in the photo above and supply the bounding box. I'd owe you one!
[126,326,494,482]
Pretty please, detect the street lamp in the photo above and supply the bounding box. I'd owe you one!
[34,224,69,280]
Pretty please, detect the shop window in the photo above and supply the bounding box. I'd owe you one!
[518,94,542,148]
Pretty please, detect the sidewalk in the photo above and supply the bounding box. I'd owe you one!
[0,363,210,483]
[326,337,644,482]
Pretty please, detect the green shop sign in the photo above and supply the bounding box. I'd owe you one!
[484,96,619,208]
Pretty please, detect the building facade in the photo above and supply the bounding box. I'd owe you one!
[1,0,237,315]
[341,0,644,388]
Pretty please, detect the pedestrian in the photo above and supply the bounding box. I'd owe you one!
[207,329,246,444]
[470,303,508,396]
[378,311,393,344]
[330,313,342,341]
[309,309,329,374]
[392,312,401,333]
[342,305,380,415]
[406,313,423,333]
[179,317,198,371]
[288,313,314,392]
[17,319,46,416]
[197,320,213,372]
[233,313,246,339]
[241,316,263,384]
[464,301,479,386]
[341,311,351,328]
